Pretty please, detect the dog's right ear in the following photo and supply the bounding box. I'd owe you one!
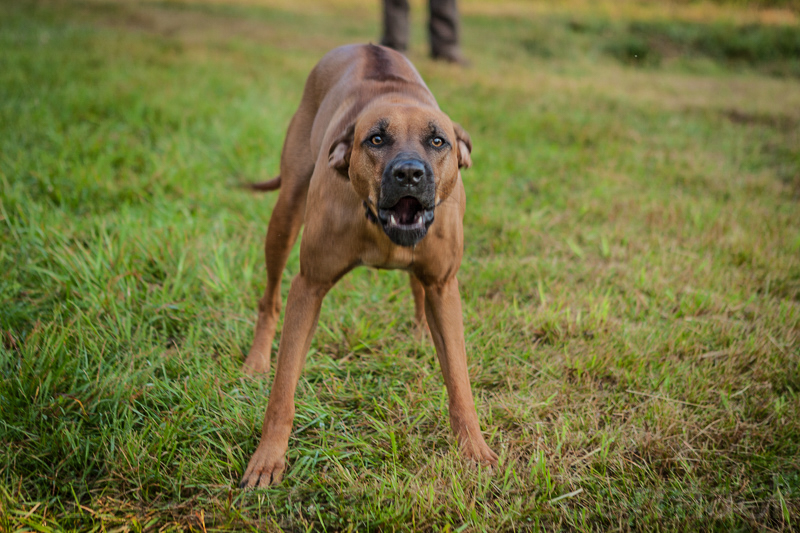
[328,123,355,178]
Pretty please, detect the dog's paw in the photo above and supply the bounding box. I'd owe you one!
[243,324,276,376]
[462,439,499,468]
[239,445,287,488]
[242,350,270,376]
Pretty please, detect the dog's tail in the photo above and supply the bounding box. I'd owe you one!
[239,175,282,192]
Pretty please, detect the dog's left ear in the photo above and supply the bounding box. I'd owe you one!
[452,122,473,169]
[328,123,355,178]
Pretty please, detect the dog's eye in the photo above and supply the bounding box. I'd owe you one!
[370,135,384,146]
[431,137,444,148]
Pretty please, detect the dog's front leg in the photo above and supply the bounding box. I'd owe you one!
[240,272,330,488]
[423,276,498,466]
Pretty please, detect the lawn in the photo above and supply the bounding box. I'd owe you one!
[1,0,799,530]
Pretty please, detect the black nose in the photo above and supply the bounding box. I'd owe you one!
[392,159,426,187]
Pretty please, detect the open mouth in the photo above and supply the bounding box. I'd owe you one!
[378,197,433,230]
[377,196,435,246]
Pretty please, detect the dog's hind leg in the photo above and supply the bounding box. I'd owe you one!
[409,273,429,340]
[243,113,315,375]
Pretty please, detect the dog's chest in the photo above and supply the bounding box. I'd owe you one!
[362,241,415,270]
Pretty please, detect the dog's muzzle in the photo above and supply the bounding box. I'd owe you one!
[377,154,436,247]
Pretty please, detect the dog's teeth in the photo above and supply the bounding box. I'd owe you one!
[390,214,397,226]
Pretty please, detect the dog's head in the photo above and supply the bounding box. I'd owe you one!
[328,102,472,247]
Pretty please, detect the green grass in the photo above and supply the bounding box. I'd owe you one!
[605,19,800,75]
[2,0,800,530]
[515,11,800,76]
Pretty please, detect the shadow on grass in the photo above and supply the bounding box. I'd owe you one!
[520,14,800,77]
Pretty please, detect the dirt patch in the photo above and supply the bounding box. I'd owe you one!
[73,0,353,52]
[723,109,800,132]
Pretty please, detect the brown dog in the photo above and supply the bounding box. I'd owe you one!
[239,44,497,488]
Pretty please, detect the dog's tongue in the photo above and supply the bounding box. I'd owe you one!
[394,197,420,225]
